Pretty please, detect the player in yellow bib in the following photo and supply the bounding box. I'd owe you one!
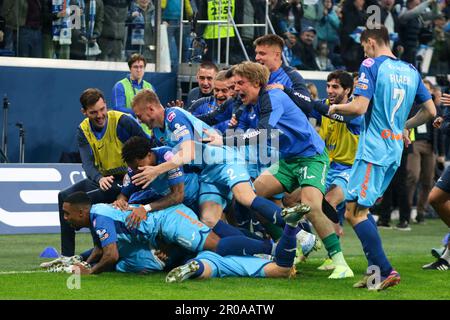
[112,54,154,135]
[58,88,150,257]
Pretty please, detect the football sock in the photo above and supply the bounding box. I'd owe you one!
[216,236,272,256]
[440,247,450,263]
[322,233,347,267]
[365,214,377,267]
[212,220,244,238]
[354,219,392,277]
[188,259,204,279]
[367,213,377,228]
[250,196,285,227]
[233,202,252,230]
[261,222,283,241]
[299,220,312,233]
[275,225,297,268]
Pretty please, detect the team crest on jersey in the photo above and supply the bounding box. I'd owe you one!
[167,111,177,122]
[362,58,375,67]
[96,229,109,241]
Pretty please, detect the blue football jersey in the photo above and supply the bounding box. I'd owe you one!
[89,203,159,250]
[353,56,431,166]
[121,146,198,205]
[152,107,242,168]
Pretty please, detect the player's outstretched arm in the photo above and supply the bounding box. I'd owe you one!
[85,243,119,275]
[131,140,195,189]
[405,99,437,130]
[85,246,103,265]
[328,95,370,116]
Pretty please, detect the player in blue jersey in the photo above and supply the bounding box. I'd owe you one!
[112,136,200,227]
[328,25,437,290]
[187,70,235,133]
[129,89,310,232]
[204,61,354,279]
[165,203,307,282]
[61,192,304,274]
[253,34,313,116]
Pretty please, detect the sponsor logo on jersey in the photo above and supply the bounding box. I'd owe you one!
[359,72,369,84]
[381,129,402,140]
[356,83,368,90]
[167,111,176,122]
[168,170,183,179]
[96,228,109,242]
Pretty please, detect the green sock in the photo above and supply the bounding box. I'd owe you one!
[323,233,342,258]
[323,233,348,267]
[263,223,283,242]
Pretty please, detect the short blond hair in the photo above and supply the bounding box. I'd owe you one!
[214,70,229,82]
[132,89,160,109]
[233,61,270,87]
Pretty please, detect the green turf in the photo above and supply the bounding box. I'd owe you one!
[0,220,449,300]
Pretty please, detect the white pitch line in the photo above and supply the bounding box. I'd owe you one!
[0,270,47,275]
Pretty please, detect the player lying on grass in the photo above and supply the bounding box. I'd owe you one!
[165,202,328,282]
[59,191,311,275]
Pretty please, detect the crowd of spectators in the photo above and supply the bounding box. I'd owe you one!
[0,0,448,75]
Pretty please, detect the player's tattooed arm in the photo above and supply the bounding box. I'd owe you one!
[132,141,194,189]
[86,243,119,275]
[85,245,103,265]
[126,184,185,229]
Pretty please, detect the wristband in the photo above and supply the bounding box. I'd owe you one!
[143,204,152,212]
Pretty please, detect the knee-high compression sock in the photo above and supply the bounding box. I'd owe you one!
[250,196,285,227]
[212,220,244,238]
[354,219,393,277]
[298,220,312,233]
[216,236,273,256]
[233,202,252,230]
[364,214,377,267]
[185,258,205,278]
[275,225,298,268]
[261,222,284,241]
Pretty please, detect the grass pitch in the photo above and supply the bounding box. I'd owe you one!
[0,220,449,300]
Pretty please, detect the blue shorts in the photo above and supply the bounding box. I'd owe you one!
[159,204,211,252]
[115,243,164,274]
[196,251,271,278]
[198,163,251,207]
[326,163,352,193]
[346,159,398,207]
[199,182,233,209]
[436,166,450,193]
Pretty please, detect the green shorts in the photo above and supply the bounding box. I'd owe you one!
[268,149,329,194]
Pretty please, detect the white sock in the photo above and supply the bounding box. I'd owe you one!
[440,247,450,263]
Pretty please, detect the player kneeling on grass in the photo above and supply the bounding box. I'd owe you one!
[166,203,308,282]
[59,191,311,275]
